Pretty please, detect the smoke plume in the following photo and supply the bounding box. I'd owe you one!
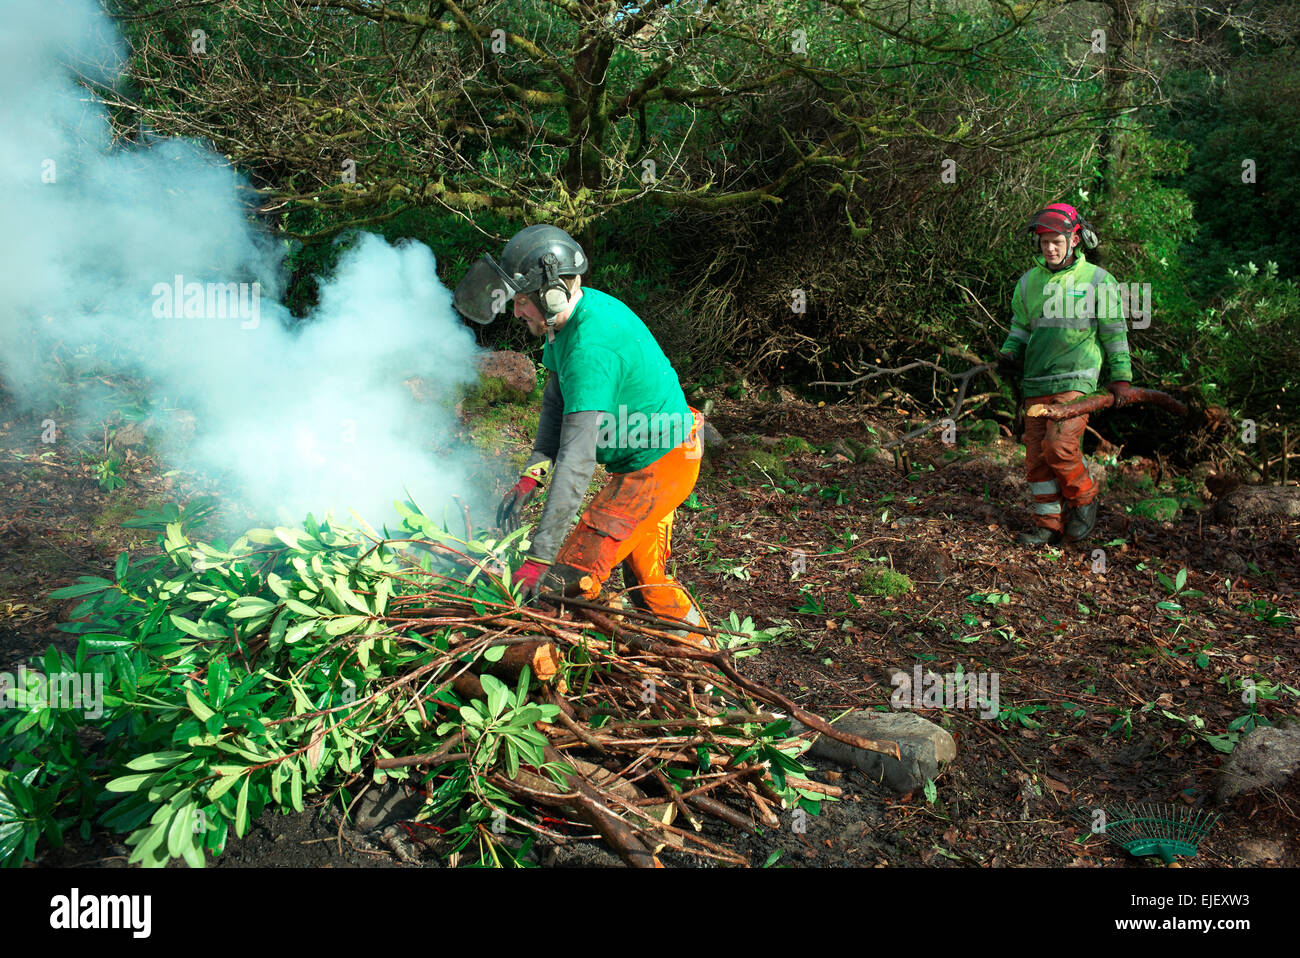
[0,0,490,527]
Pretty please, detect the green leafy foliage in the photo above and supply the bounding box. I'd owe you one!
[712,613,790,660]
[966,592,1012,606]
[1,498,828,868]
[0,500,529,868]
[93,455,125,491]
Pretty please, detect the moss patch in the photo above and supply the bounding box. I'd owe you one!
[1130,496,1181,521]
[467,404,540,471]
[776,436,812,455]
[859,566,913,597]
[967,419,1000,444]
[746,449,786,480]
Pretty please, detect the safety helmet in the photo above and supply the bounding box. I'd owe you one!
[453,225,588,328]
[1026,203,1098,252]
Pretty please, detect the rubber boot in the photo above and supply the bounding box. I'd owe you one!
[1065,501,1099,540]
[1016,526,1063,547]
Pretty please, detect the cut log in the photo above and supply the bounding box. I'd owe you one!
[482,640,562,683]
[491,746,666,868]
[686,794,757,832]
[1025,388,1187,421]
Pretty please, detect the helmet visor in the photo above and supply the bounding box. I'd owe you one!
[453,254,517,325]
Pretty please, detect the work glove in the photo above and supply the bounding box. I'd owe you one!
[514,558,589,604]
[496,459,552,532]
[1107,380,1132,404]
[995,351,1023,377]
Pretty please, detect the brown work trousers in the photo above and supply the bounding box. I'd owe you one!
[556,409,708,635]
[1023,390,1097,532]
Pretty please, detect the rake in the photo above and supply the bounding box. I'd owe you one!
[1078,803,1220,865]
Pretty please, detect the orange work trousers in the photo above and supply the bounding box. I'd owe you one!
[1023,390,1097,532]
[555,409,707,631]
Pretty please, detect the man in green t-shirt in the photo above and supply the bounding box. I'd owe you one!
[454,225,708,639]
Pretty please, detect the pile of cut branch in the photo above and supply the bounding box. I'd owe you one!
[370,581,899,867]
[4,500,896,869]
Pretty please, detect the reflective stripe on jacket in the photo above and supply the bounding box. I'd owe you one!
[1000,252,1132,397]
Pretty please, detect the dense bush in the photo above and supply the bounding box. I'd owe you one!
[1194,262,1300,430]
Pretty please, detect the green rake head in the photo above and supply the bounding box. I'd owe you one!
[1077,803,1220,865]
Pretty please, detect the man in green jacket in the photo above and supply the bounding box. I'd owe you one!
[997,203,1133,545]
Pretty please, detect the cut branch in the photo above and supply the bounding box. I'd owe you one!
[1026,389,1189,421]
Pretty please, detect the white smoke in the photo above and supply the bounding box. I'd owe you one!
[0,0,489,527]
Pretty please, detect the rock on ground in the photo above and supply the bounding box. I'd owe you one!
[112,410,197,448]
[478,350,537,401]
[1235,838,1287,865]
[354,779,427,831]
[540,841,622,868]
[1216,724,1300,804]
[1214,485,1300,525]
[942,455,1026,500]
[701,420,727,453]
[795,710,957,795]
[113,420,148,449]
[403,376,438,404]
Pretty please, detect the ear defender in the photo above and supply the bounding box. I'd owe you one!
[1026,205,1099,251]
[541,285,570,314]
[538,252,570,316]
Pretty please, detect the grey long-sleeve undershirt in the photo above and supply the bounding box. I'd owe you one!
[527,408,601,564]
[525,373,564,470]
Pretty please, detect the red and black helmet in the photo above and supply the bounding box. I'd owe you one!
[1026,202,1098,250]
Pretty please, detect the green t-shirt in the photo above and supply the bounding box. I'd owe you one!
[541,287,692,474]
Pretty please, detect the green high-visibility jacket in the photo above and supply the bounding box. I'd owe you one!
[1000,252,1133,398]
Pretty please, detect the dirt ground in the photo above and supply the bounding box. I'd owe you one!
[2,388,1297,869]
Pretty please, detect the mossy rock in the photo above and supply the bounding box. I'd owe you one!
[476,350,538,403]
[840,437,889,465]
[859,566,913,597]
[1118,473,1157,494]
[967,419,1000,444]
[1131,496,1181,521]
[746,449,786,479]
[777,436,813,456]
[463,374,542,411]
[829,437,869,462]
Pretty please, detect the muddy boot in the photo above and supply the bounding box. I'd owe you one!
[1065,501,1099,540]
[1016,526,1063,547]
